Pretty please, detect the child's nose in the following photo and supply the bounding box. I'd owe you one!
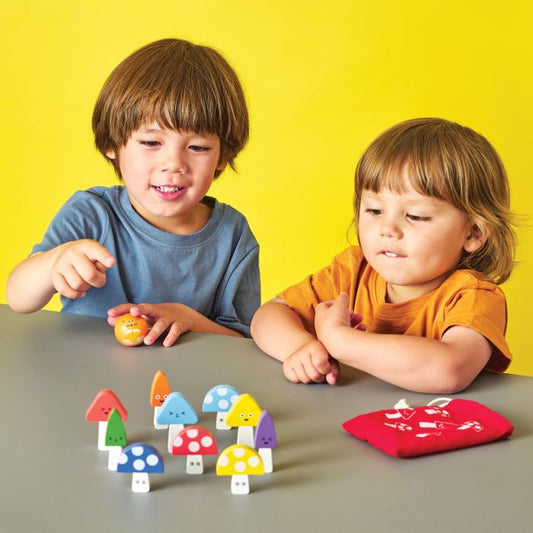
[379,216,402,238]
[162,149,187,174]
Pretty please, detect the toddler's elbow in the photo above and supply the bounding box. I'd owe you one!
[250,298,284,340]
[431,369,477,395]
[249,309,261,340]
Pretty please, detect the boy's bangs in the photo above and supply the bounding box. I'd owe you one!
[361,152,453,203]
[136,84,221,137]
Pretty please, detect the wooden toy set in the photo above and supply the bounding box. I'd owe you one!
[85,370,277,495]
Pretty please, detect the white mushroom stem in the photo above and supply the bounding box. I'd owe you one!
[236,426,254,447]
[153,406,168,430]
[107,446,122,471]
[258,448,273,473]
[167,423,184,453]
[216,411,231,430]
[186,455,204,475]
[131,472,150,493]
[231,474,250,495]
[97,421,109,451]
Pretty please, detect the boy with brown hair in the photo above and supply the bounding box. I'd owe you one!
[7,39,259,345]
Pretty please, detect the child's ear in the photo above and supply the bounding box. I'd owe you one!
[106,149,116,160]
[216,161,227,171]
[463,223,488,253]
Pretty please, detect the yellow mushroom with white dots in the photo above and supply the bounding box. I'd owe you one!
[216,444,265,494]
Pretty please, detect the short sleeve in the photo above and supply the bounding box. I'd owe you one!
[443,282,511,373]
[215,244,260,337]
[31,190,109,254]
[278,247,365,333]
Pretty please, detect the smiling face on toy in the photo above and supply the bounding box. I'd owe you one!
[107,433,126,445]
[85,390,128,423]
[167,408,193,421]
[156,392,198,426]
[257,435,273,447]
[114,314,149,346]
[225,394,262,427]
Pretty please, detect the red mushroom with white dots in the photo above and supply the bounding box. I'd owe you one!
[172,425,218,474]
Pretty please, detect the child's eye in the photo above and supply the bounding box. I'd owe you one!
[406,214,431,222]
[365,208,382,216]
[139,140,160,147]
[189,145,210,152]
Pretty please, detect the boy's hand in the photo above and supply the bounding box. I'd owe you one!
[51,240,115,299]
[107,303,194,347]
[315,292,366,347]
[283,339,339,385]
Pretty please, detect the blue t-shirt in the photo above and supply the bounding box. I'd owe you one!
[32,186,260,337]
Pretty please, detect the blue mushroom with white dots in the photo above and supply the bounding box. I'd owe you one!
[202,385,241,430]
[117,443,164,493]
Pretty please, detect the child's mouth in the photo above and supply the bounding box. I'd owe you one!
[152,185,187,200]
[154,185,185,193]
[382,251,402,258]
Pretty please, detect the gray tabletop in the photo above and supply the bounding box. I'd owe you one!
[1,306,532,532]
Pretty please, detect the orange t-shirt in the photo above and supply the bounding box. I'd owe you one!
[278,246,511,373]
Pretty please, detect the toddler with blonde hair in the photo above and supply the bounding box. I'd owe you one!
[252,118,515,393]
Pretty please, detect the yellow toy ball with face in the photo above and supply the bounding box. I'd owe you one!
[114,314,149,347]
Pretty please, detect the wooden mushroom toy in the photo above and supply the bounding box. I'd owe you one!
[202,385,241,430]
[117,443,164,493]
[254,410,277,473]
[172,426,218,474]
[156,392,198,453]
[105,408,127,471]
[216,444,264,495]
[225,393,262,447]
[150,370,171,430]
[85,389,128,450]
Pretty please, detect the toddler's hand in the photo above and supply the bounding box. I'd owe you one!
[51,240,115,299]
[107,302,194,347]
[315,292,351,338]
[283,339,339,385]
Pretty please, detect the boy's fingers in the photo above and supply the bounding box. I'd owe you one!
[129,303,156,318]
[326,358,340,385]
[107,303,135,317]
[302,359,326,382]
[61,264,91,291]
[81,241,116,269]
[75,255,108,288]
[162,323,186,347]
[283,360,303,383]
[144,317,173,345]
[93,260,108,273]
[52,272,86,299]
[311,351,332,375]
[335,292,349,306]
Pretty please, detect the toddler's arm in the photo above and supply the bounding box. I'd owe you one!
[315,293,491,393]
[107,302,243,347]
[251,298,339,384]
[6,239,115,313]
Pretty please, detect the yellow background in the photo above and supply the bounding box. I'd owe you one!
[1,1,531,374]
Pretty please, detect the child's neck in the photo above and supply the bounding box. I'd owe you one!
[131,197,213,235]
[385,276,449,303]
